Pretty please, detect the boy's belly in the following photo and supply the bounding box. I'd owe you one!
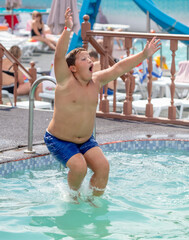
[47,110,96,144]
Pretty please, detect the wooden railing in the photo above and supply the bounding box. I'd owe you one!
[81,15,189,126]
[0,44,37,106]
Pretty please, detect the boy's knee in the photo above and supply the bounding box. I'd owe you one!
[102,160,110,175]
[77,164,87,177]
[70,160,87,178]
[95,160,109,178]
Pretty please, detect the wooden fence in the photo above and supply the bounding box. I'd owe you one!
[81,15,189,126]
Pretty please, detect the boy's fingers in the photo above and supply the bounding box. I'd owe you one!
[155,39,161,44]
[65,7,71,16]
[150,36,156,42]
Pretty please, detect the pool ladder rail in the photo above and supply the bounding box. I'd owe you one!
[24,76,96,154]
[24,76,56,154]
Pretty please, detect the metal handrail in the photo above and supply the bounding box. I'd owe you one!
[24,76,56,154]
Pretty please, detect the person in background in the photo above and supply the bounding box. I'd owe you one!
[27,11,51,34]
[89,49,115,95]
[2,45,42,100]
[31,12,56,50]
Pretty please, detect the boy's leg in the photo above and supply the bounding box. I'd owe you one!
[44,131,87,192]
[84,147,109,196]
[66,153,88,191]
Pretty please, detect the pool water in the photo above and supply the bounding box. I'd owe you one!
[0,7,47,13]
[0,147,189,239]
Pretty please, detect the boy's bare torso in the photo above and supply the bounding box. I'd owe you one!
[48,75,100,144]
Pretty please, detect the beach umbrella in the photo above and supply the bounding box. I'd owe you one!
[47,0,80,35]
[5,0,22,33]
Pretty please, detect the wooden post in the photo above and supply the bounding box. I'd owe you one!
[81,15,91,50]
[29,61,37,85]
[113,79,117,112]
[129,70,135,102]
[13,63,18,106]
[145,54,153,117]
[0,48,4,104]
[168,39,178,120]
[101,36,110,113]
[123,37,132,115]
[99,53,104,111]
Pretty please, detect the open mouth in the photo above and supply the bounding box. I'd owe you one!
[89,65,93,72]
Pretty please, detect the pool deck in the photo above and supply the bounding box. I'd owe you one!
[1,44,189,163]
[0,105,189,164]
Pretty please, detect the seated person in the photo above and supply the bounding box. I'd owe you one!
[89,49,115,95]
[27,11,51,34]
[31,12,56,50]
[2,45,42,100]
[26,10,37,31]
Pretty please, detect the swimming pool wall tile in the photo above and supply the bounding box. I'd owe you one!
[100,139,189,152]
[0,154,58,177]
[1,140,189,176]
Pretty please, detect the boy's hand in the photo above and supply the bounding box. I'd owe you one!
[143,37,161,58]
[65,7,73,29]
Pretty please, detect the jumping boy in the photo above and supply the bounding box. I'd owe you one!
[44,8,161,197]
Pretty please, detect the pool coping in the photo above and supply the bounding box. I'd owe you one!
[1,138,189,165]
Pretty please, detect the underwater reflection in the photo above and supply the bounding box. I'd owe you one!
[30,199,111,239]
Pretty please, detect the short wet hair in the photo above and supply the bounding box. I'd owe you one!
[9,45,21,59]
[66,48,86,67]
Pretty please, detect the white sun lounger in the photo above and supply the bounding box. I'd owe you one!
[179,99,189,119]
[15,100,52,110]
[132,97,182,117]
[0,31,35,57]
[2,90,14,106]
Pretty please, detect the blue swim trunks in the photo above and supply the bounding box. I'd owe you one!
[103,87,114,95]
[44,131,99,167]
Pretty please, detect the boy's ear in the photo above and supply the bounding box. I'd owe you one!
[69,65,76,73]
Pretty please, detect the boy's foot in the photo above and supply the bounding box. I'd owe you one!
[69,190,80,204]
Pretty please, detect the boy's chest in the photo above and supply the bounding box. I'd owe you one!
[56,82,99,108]
[70,85,98,106]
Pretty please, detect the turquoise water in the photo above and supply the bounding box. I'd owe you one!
[0,0,187,67]
[0,148,189,239]
[0,7,47,13]
[0,0,188,25]
[100,0,189,25]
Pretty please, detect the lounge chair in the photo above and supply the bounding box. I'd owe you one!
[132,97,182,117]
[99,97,182,116]
[15,100,52,110]
[0,31,34,57]
[16,12,32,37]
[2,90,14,106]
[179,99,189,119]
[178,92,189,119]
[157,61,189,99]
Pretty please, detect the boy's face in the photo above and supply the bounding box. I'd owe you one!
[73,51,94,81]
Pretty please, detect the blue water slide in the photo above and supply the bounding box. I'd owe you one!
[68,0,101,53]
[133,0,189,40]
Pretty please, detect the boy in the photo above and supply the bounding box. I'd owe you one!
[44,8,161,197]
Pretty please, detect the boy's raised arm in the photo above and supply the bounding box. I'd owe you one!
[54,8,73,83]
[95,37,161,87]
